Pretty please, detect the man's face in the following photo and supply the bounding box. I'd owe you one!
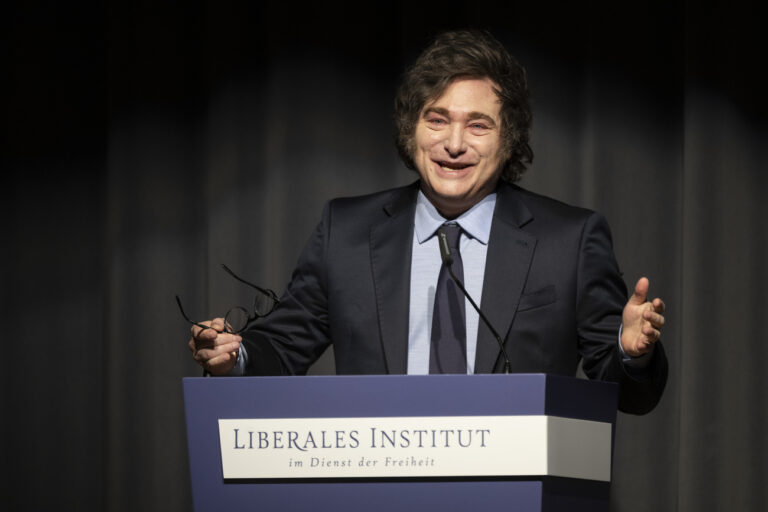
[413,78,504,218]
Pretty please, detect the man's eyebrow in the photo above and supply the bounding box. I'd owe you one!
[422,107,498,127]
[467,112,497,127]
[423,107,450,117]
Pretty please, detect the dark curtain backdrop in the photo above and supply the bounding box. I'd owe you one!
[4,1,766,510]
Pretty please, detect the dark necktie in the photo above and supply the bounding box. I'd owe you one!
[429,223,467,374]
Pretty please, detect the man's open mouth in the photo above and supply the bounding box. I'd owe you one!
[435,161,473,171]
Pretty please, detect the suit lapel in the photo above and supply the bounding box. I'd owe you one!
[474,184,537,373]
[370,183,418,374]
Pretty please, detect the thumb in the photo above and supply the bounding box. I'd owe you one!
[629,277,650,305]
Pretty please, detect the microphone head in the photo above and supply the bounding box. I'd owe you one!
[437,228,454,266]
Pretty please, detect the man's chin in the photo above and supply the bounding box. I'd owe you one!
[421,187,477,218]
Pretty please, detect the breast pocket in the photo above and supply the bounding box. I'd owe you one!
[517,285,557,312]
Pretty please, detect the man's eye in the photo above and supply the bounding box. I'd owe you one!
[470,123,488,130]
[427,118,447,125]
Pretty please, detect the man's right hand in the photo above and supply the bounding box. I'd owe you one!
[188,318,242,375]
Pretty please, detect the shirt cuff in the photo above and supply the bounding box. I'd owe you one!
[225,346,247,376]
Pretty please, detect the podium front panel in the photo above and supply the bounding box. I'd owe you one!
[183,374,617,511]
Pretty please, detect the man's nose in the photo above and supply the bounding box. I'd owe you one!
[444,124,467,156]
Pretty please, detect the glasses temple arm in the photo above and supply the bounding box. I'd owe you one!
[220,264,280,301]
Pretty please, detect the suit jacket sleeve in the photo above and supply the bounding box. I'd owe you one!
[576,212,668,415]
[239,203,333,376]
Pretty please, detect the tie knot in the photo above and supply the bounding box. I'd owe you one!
[441,223,462,250]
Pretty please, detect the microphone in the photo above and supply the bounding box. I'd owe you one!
[437,228,511,374]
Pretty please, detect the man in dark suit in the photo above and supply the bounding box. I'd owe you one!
[189,30,667,414]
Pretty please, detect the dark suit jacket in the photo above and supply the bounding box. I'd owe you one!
[243,181,667,414]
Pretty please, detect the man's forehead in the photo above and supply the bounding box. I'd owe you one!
[421,78,501,116]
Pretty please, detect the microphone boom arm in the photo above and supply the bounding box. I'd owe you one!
[446,264,512,374]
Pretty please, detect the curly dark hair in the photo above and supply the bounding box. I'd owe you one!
[394,30,533,182]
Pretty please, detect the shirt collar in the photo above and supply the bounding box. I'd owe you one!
[414,190,496,245]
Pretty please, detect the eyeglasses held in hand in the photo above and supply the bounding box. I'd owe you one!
[176,264,280,335]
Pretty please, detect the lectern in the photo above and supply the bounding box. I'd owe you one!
[183,374,617,511]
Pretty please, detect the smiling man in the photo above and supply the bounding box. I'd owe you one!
[413,78,503,219]
[189,30,668,414]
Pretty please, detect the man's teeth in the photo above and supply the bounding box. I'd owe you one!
[440,164,468,171]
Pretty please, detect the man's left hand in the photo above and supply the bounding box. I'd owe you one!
[621,277,666,357]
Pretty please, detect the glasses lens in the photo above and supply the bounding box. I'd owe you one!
[225,306,249,334]
[253,292,277,316]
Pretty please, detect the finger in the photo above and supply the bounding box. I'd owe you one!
[199,318,226,338]
[204,343,241,370]
[191,322,215,340]
[192,347,207,365]
[192,318,228,341]
[642,309,665,328]
[207,350,238,369]
[190,319,211,338]
[629,277,650,305]
[652,298,666,314]
[210,317,226,332]
[193,339,241,364]
[641,324,661,342]
[195,328,218,343]
[194,333,241,352]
